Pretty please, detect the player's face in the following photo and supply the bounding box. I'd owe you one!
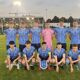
[73,22,78,28]
[72,46,78,52]
[20,23,26,28]
[57,44,62,49]
[26,44,31,49]
[59,21,64,27]
[9,23,14,28]
[10,44,14,49]
[42,44,46,50]
[34,22,39,27]
[45,23,50,28]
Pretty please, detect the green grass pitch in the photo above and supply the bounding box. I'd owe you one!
[0,35,80,80]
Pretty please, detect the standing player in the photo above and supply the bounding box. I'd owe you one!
[37,42,51,70]
[4,21,17,49]
[68,44,80,72]
[68,21,80,49]
[30,21,42,51]
[52,43,66,72]
[17,21,29,53]
[22,41,35,70]
[5,41,21,71]
[54,20,68,50]
[42,22,54,51]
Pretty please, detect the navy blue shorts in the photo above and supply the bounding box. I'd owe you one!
[39,55,49,61]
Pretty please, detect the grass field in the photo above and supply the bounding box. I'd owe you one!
[0,35,80,80]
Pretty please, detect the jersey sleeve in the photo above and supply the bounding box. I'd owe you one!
[17,48,20,55]
[53,49,57,56]
[23,48,26,54]
[48,48,51,55]
[63,49,66,54]
[32,47,35,52]
[4,29,7,34]
[41,30,45,37]
[38,48,40,54]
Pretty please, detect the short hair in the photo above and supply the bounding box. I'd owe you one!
[34,20,39,24]
[9,21,14,24]
[20,21,26,24]
[73,20,78,23]
[9,41,15,45]
[57,42,62,45]
[72,44,78,47]
[59,19,64,22]
[25,40,31,44]
[42,42,46,45]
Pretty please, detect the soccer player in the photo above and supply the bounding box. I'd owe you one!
[4,21,17,49]
[52,43,66,72]
[5,41,21,71]
[17,21,29,53]
[42,22,54,51]
[54,20,68,50]
[30,21,42,51]
[68,21,80,49]
[37,42,51,70]
[68,44,80,72]
[22,40,35,70]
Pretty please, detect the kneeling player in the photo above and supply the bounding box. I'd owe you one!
[22,41,35,70]
[37,42,51,70]
[5,41,21,71]
[52,43,66,72]
[68,44,80,72]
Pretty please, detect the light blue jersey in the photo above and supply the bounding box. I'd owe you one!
[23,46,35,59]
[7,47,20,59]
[4,28,17,45]
[68,50,80,60]
[38,47,51,57]
[53,48,65,58]
[68,28,80,44]
[30,27,41,44]
[18,28,29,45]
[54,27,68,43]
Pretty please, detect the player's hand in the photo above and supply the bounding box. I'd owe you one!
[13,60,16,64]
[71,61,73,64]
[47,59,50,63]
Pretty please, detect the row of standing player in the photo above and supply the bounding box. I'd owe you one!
[4,20,80,51]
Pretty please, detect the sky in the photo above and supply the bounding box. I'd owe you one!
[0,0,80,19]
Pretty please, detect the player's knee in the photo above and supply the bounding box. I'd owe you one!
[32,58,35,63]
[21,59,25,65]
[63,60,66,64]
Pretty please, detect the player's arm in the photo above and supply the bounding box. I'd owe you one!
[13,53,21,63]
[37,53,41,62]
[72,58,80,64]
[16,34,19,38]
[68,34,71,40]
[7,55,11,65]
[23,54,28,63]
[28,52,35,62]
[23,54,30,70]
[68,56,79,64]
[29,33,32,40]
[48,52,51,61]
[68,56,73,64]
[58,54,66,65]
[54,55,58,64]
[68,54,80,64]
